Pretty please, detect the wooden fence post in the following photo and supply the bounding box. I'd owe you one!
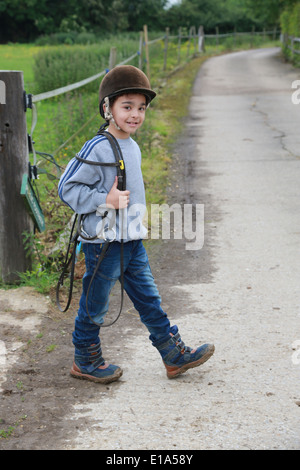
[291,36,295,58]
[138,31,143,69]
[177,27,182,64]
[163,27,169,71]
[216,26,219,46]
[198,25,205,53]
[193,26,197,54]
[109,47,117,70]
[143,24,150,79]
[251,25,255,47]
[0,71,33,282]
[187,27,191,58]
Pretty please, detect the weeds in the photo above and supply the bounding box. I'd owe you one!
[0,426,15,439]
[19,232,62,294]
[32,38,140,94]
[16,381,24,391]
[0,34,278,294]
[0,415,27,439]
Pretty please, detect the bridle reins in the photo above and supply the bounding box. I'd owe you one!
[56,130,126,327]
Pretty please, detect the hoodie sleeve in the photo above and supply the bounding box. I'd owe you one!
[58,136,110,214]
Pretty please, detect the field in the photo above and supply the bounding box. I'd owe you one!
[0,33,279,290]
[0,36,208,289]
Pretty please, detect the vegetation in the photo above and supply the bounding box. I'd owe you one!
[0,415,27,439]
[0,0,287,44]
[280,1,300,65]
[0,1,284,294]
[0,36,210,293]
[32,38,140,94]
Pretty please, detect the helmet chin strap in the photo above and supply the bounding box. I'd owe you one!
[104,97,121,131]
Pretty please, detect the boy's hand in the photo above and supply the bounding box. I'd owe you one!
[106,176,130,209]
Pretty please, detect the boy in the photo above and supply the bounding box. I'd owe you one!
[58,65,214,384]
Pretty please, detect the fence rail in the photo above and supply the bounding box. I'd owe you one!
[29,25,279,105]
[30,27,201,104]
[0,24,279,280]
[31,52,140,103]
[282,34,300,56]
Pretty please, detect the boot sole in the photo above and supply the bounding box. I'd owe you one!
[164,344,215,379]
[70,362,123,384]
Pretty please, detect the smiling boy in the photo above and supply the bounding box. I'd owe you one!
[58,65,214,384]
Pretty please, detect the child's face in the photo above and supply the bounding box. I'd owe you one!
[107,93,147,138]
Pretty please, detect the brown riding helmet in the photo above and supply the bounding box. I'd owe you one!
[99,65,156,118]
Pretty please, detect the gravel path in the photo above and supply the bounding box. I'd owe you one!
[63,47,300,450]
[1,47,299,451]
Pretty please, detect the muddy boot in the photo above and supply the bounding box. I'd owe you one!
[151,325,215,379]
[70,341,123,384]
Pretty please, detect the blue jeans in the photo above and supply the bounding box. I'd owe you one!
[72,240,171,349]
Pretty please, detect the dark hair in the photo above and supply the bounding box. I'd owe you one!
[107,95,118,107]
[97,95,118,132]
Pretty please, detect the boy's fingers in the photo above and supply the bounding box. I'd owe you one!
[119,195,129,209]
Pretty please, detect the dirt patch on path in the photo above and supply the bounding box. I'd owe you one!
[0,247,213,449]
[2,49,299,450]
[0,110,217,450]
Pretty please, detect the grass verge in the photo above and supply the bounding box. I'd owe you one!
[0,36,279,294]
[22,54,207,295]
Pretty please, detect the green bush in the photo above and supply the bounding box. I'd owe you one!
[33,45,106,93]
[280,2,300,66]
[35,31,98,46]
[33,37,140,93]
[280,3,300,37]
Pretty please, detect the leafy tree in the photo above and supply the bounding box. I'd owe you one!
[244,0,282,27]
[0,0,293,43]
[166,0,226,32]
[123,0,168,31]
[166,0,284,32]
[280,0,300,36]
[0,0,84,41]
[218,0,256,31]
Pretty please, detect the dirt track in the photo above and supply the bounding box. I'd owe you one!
[0,47,300,450]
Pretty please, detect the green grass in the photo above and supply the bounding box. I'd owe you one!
[0,44,45,90]
[0,415,27,439]
[0,34,279,292]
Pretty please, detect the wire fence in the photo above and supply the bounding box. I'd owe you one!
[30,26,279,104]
[282,34,300,56]
[26,25,280,180]
[30,27,198,104]
[0,25,281,280]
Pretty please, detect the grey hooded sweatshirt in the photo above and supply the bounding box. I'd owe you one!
[58,133,148,243]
